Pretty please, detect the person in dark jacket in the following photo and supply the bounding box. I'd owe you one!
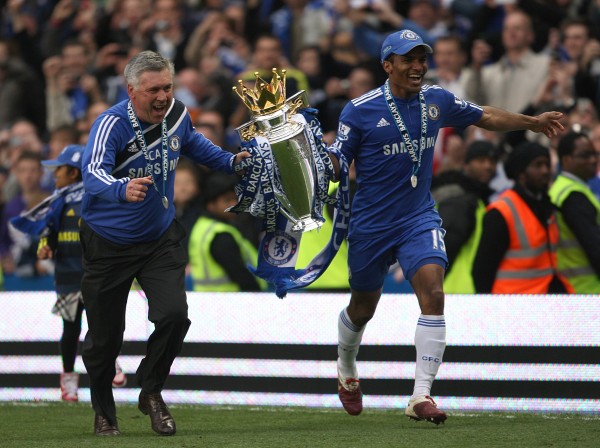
[188,172,265,292]
[549,131,600,293]
[431,140,497,293]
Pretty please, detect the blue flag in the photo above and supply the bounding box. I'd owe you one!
[10,182,84,237]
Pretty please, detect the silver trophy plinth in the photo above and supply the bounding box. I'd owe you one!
[234,70,322,232]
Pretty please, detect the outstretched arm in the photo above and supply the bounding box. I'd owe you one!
[475,106,564,139]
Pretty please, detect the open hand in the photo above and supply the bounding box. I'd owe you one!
[532,111,565,139]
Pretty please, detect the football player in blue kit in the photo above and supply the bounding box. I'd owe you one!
[329,30,564,423]
[79,51,250,436]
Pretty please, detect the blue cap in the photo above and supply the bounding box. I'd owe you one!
[380,30,433,63]
[41,144,85,170]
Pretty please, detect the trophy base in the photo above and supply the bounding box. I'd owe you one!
[289,216,323,233]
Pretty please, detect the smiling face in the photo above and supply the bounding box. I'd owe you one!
[382,46,429,99]
[128,68,173,124]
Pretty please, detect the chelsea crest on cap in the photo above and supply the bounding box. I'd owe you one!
[381,30,433,63]
[41,144,85,170]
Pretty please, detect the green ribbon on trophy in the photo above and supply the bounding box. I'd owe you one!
[228,69,350,298]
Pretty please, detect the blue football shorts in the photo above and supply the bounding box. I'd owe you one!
[347,222,448,292]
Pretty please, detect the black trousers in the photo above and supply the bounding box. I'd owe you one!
[80,219,191,423]
[61,301,84,372]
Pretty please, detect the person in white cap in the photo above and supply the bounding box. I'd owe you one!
[326,29,564,424]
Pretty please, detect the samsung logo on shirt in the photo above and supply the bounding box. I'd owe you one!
[383,137,436,155]
[127,157,179,178]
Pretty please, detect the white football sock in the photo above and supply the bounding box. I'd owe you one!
[337,308,365,378]
[412,314,446,399]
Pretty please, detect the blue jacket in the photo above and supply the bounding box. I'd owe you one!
[82,99,235,244]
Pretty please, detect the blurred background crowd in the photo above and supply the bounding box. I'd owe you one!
[1,0,600,292]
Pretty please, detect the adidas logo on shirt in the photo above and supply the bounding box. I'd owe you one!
[377,117,390,127]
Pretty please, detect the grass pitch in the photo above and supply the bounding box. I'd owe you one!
[1,402,598,448]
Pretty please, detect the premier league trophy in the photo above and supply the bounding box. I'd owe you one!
[230,69,350,298]
[232,69,322,232]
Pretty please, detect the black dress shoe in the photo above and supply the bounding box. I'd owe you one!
[94,414,120,436]
[138,391,176,436]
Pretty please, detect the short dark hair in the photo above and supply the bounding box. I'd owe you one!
[202,172,238,204]
[557,131,590,159]
[559,18,592,41]
[66,164,83,181]
[434,35,466,53]
[16,150,42,165]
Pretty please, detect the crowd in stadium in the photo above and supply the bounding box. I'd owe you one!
[1,0,600,293]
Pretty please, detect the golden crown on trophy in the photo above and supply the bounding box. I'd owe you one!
[233,68,287,115]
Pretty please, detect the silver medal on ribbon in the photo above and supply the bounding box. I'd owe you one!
[411,175,417,188]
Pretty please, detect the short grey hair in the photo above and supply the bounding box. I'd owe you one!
[124,51,175,90]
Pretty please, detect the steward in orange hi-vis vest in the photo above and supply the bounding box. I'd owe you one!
[487,189,574,294]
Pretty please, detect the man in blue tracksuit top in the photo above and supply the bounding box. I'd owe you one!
[80,51,249,437]
[329,30,566,424]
